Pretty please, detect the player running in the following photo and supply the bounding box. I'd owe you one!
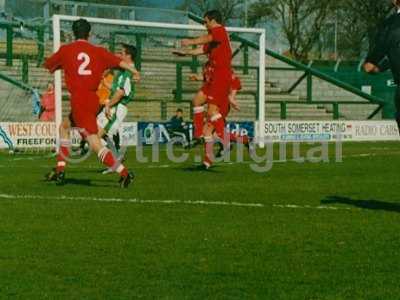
[97,43,137,174]
[189,68,249,157]
[174,10,233,169]
[44,18,140,187]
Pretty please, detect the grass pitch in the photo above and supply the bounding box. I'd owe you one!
[0,142,400,299]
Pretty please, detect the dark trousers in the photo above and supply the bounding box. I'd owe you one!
[172,127,191,144]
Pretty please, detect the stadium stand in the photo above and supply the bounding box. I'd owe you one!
[0,5,395,123]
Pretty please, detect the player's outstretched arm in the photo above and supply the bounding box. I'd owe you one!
[172,47,205,57]
[101,47,140,81]
[119,61,141,82]
[43,47,64,73]
[181,34,213,47]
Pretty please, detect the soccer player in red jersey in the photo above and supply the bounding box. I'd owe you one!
[174,10,232,168]
[190,68,248,159]
[44,19,139,187]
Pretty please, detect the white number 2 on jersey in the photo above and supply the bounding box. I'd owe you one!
[77,52,92,75]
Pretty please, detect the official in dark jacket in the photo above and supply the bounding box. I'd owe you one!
[167,108,191,147]
[364,0,400,131]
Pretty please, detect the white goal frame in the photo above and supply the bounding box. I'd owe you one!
[52,14,266,146]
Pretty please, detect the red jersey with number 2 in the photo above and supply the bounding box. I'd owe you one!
[44,40,121,135]
[44,40,121,100]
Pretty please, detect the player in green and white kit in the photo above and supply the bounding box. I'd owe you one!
[97,44,138,172]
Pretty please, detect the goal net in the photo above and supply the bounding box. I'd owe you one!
[52,15,266,147]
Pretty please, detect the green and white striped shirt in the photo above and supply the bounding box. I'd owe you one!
[110,68,135,106]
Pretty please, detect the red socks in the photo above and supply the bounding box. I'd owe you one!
[210,113,229,147]
[193,106,205,139]
[56,139,70,173]
[98,147,128,177]
[56,142,130,177]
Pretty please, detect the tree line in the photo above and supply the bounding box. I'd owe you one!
[182,0,394,61]
[64,0,394,61]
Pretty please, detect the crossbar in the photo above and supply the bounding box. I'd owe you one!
[53,15,265,34]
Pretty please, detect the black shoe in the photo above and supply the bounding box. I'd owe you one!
[55,171,66,186]
[45,168,66,186]
[216,142,233,158]
[45,168,57,181]
[215,148,223,158]
[119,172,134,188]
[79,140,89,156]
[215,141,224,158]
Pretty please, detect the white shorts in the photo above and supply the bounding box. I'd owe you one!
[97,103,128,137]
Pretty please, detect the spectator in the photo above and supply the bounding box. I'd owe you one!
[39,82,55,122]
[168,108,191,147]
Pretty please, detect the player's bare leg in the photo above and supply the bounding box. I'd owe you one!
[86,134,133,188]
[202,105,220,168]
[201,104,229,169]
[97,128,106,139]
[202,121,214,169]
[96,128,122,174]
[192,90,207,140]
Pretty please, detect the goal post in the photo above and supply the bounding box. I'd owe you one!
[52,14,266,147]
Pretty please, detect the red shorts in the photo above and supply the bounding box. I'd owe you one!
[70,92,100,136]
[201,69,231,118]
[219,98,230,119]
[201,84,230,119]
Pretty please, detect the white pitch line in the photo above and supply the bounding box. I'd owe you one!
[273,204,354,211]
[0,193,357,211]
[343,151,400,158]
[12,157,41,161]
[0,193,264,208]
